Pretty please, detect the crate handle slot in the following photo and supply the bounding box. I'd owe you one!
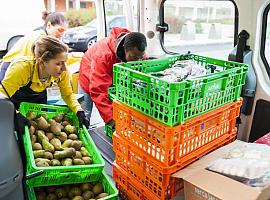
[200,74,229,96]
[60,170,81,174]
[26,170,44,179]
[40,107,57,113]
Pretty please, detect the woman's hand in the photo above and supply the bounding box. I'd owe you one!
[76,110,90,129]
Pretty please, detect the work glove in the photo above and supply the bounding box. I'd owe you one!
[77,111,90,129]
[108,119,115,130]
[15,112,30,136]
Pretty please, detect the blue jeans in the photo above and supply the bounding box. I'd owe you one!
[78,84,93,121]
[0,62,11,81]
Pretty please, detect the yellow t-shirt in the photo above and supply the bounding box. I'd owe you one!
[0,57,82,113]
[3,30,46,62]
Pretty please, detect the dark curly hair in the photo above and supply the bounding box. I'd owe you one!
[124,32,147,52]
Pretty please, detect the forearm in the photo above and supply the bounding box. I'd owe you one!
[62,94,82,113]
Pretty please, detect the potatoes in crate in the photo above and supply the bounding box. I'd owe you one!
[34,182,108,200]
[26,112,93,167]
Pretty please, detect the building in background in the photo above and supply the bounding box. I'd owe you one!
[44,0,95,12]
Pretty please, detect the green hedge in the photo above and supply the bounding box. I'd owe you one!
[65,8,96,28]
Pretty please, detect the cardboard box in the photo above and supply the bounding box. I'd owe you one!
[173,140,270,200]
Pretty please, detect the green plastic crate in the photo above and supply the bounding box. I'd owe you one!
[27,171,118,200]
[113,54,248,126]
[19,102,105,187]
[108,86,116,101]
[105,123,115,138]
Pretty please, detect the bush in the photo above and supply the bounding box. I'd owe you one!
[195,23,203,34]
[165,16,186,33]
[65,8,96,28]
[194,18,234,25]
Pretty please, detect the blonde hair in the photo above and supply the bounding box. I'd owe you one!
[32,36,69,62]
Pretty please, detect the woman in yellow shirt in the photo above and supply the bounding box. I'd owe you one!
[0,36,89,128]
[0,12,68,81]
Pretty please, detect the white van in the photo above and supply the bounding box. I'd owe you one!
[0,0,45,53]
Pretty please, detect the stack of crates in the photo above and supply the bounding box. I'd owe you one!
[112,54,248,199]
[19,102,118,199]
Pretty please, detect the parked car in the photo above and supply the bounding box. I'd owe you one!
[62,15,135,52]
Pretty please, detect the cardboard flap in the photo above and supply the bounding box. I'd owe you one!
[185,169,262,200]
[258,185,270,200]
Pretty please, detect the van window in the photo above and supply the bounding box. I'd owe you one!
[160,0,237,60]
[104,0,139,35]
[109,17,127,28]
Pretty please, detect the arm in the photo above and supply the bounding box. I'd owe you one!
[58,71,82,113]
[58,71,89,128]
[89,59,113,123]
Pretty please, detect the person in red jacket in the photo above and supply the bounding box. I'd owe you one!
[78,27,147,127]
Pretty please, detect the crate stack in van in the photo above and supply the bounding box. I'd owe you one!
[19,103,118,199]
[111,54,248,199]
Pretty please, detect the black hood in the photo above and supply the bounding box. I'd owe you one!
[115,32,129,62]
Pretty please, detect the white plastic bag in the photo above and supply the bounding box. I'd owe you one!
[207,143,270,187]
[152,60,207,82]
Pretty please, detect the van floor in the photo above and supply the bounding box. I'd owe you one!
[90,126,114,178]
[88,104,117,194]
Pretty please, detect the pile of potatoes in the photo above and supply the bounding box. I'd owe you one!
[35,182,109,200]
[26,112,92,167]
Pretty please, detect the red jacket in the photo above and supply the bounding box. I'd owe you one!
[78,27,129,123]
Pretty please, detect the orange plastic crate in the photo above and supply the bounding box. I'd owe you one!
[113,100,242,166]
[113,131,236,200]
[112,162,184,200]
